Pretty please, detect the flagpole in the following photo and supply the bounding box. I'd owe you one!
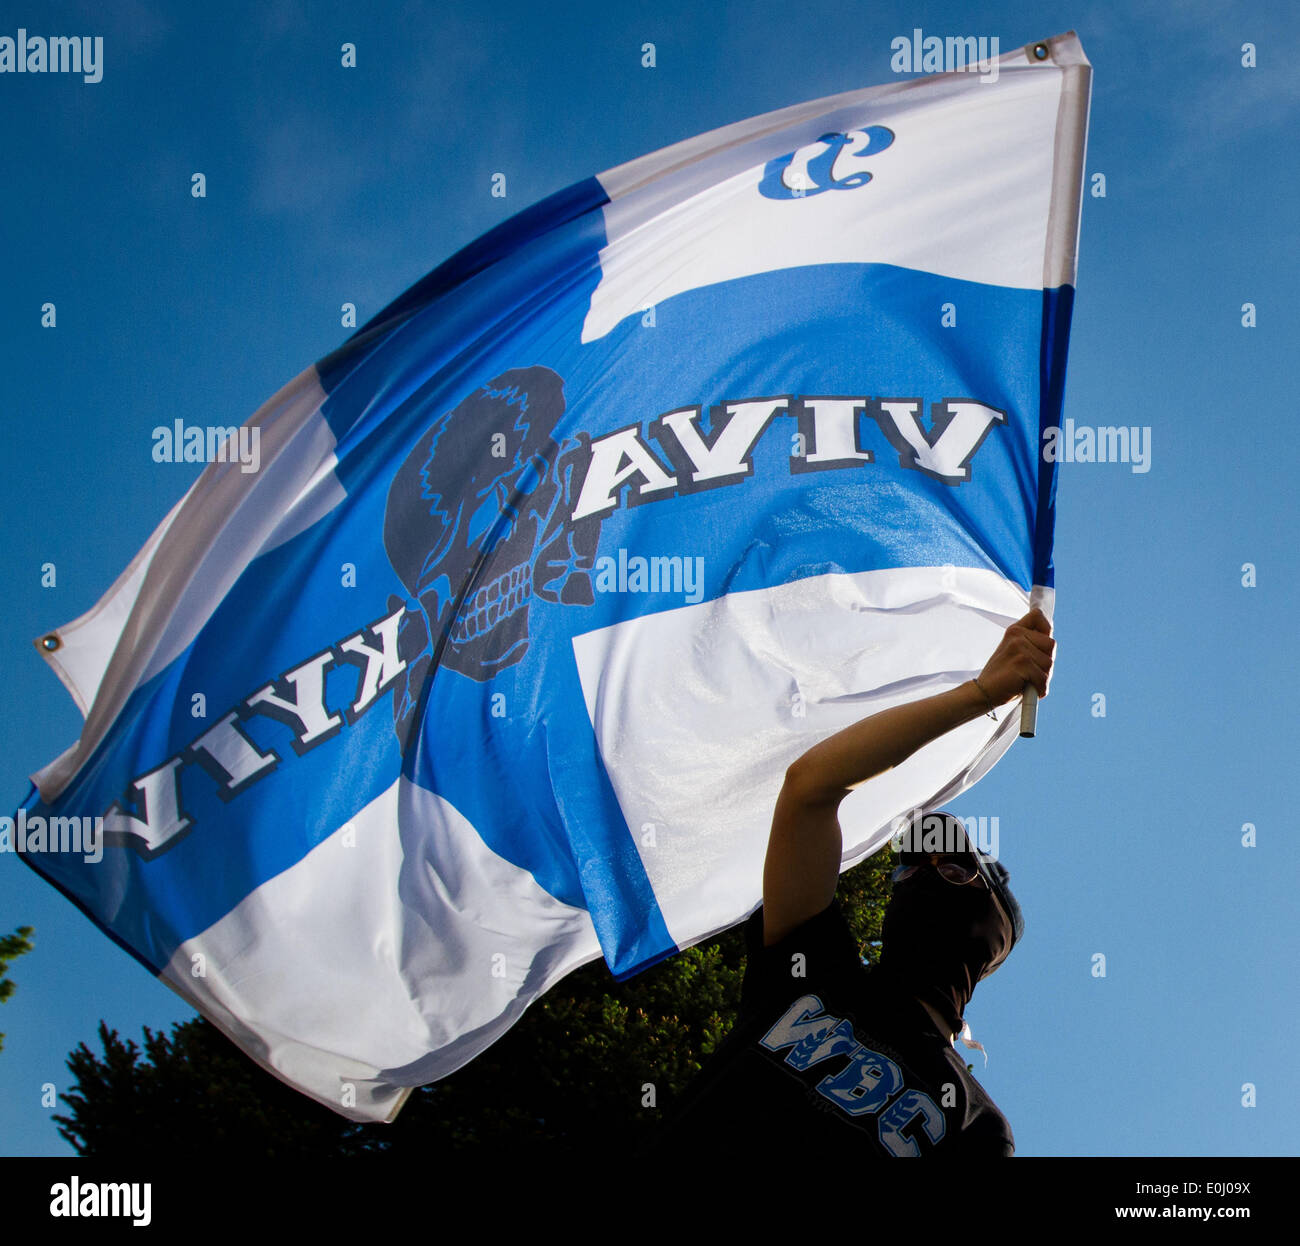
[1019,33,1088,738]
[1019,686,1038,738]
[1018,583,1047,737]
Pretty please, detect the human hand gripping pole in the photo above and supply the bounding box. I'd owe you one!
[972,604,1055,738]
[759,600,1055,948]
[1019,584,1050,737]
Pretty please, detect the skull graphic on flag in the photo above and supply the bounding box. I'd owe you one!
[382,366,602,750]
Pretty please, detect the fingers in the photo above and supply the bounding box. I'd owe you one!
[1025,629,1056,656]
[1017,632,1053,695]
[1016,606,1052,634]
[978,607,1057,702]
[1008,609,1055,696]
[1011,609,1055,654]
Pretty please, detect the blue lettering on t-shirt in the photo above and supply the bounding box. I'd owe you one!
[817,1045,903,1116]
[759,993,947,1150]
[878,1089,947,1156]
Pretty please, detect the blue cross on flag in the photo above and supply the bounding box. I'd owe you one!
[13,32,1091,1121]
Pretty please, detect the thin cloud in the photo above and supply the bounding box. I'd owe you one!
[1112,0,1299,177]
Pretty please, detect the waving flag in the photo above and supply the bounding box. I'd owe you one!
[13,32,1091,1121]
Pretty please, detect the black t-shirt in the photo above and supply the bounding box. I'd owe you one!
[649,898,1014,1157]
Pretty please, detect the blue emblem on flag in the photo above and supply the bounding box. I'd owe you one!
[758,126,896,199]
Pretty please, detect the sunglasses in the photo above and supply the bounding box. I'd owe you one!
[891,854,988,887]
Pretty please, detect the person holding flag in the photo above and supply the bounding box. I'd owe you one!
[15,33,1087,1125]
[648,607,1054,1156]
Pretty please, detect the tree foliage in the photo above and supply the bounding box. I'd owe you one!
[54,851,895,1156]
[0,924,35,1053]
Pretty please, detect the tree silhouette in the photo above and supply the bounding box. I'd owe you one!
[0,924,35,1054]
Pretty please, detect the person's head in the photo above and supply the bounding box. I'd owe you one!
[877,810,1023,1030]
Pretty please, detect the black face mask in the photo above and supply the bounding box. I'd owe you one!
[876,864,1016,1035]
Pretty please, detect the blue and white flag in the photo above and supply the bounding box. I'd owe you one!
[13,33,1090,1121]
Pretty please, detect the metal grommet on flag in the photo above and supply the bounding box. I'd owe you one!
[1032,42,1050,61]
[39,634,60,652]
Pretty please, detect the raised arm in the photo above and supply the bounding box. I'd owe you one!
[760,607,1054,947]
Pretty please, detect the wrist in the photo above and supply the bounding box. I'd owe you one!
[965,677,999,721]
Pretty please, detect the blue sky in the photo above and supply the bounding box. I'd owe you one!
[2,0,1297,1157]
